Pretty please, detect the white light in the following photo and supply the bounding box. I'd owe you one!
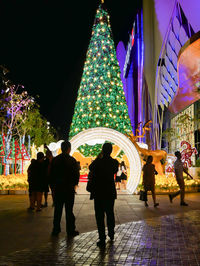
[85,139,105,145]
[136,142,148,149]
[48,140,64,152]
[70,127,142,194]
[168,159,172,164]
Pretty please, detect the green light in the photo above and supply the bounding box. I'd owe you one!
[69,5,132,140]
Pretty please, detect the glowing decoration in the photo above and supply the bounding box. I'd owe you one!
[126,121,167,175]
[180,141,197,168]
[70,127,142,194]
[0,134,6,175]
[7,140,30,174]
[69,4,132,138]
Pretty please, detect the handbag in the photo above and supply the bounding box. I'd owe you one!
[139,190,147,201]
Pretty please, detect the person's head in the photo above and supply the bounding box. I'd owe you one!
[31,158,36,164]
[61,141,71,154]
[37,152,44,161]
[146,155,153,164]
[121,161,125,167]
[102,142,112,156]
[175,151,181,159]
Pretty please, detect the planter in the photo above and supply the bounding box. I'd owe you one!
[8,190,27,195]
[188,167,200,178]
[0,190,8,195]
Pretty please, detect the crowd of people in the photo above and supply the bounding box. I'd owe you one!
[27,141,193,247]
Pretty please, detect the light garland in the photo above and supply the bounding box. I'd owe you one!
[69,4,132,139]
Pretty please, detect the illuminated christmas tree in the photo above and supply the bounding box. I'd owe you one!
[69,4,132,143]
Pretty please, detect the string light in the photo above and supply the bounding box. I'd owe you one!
[69,4,132,142]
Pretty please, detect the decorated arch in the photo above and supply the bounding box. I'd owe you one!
[70,127,142,194]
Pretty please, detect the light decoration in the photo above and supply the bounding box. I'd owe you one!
[70,127,142,194]
[69,4,132,139]
[180,141,197,168]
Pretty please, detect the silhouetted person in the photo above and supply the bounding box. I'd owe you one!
[50,141,80,237]
[120,161,127,191]
[142,155,159,207]
[115,165,121,190]
[89,143,119,247]
[27,152,46,211]
[42,147,53,207]
[169,151,193,206]
[27,159,36,210]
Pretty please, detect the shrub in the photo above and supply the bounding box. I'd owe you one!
[196,158,200,167]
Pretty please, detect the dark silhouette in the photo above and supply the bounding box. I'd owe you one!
[27,152,46,211]
[169,151,193,206]
[89,143,119,247]
[120,161,127,190]
[77,161,81,171]
[42,147,53,207]
[142,155,159,207]
[115,165,122,190]
[50,141,80,237]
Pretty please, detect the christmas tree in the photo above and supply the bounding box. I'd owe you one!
[69,4,132,144]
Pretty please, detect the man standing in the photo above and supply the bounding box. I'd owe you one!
[50,141,80,237]
[169,151,193,206]
[89,143,119,247]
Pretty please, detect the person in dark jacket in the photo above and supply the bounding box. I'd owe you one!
[42,147,53,207]
[27,152,46,211]
[89,143,119,247]
[50,141,80,237]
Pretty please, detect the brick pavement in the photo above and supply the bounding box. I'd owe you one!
[0,210,200,265]
[0,193,200,265]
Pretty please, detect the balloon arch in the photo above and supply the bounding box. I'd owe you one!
[70,127,141,194]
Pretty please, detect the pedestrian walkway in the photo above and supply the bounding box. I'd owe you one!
[0,193,200,265]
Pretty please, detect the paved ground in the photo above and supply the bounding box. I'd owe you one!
[0,192,200,265]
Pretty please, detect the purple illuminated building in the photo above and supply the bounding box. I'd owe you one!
[116,8,152,148]
[117,0,200,154]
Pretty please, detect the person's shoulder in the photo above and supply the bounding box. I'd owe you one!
[142,163,147,170]
[113,158,119,164]
[69,155,77,163]
[110,157,119,165]
[54,154,61,159]
[90,157,100,167]
[52,154,62,162]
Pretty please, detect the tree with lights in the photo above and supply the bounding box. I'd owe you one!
[20,105,56,147]
[0,66,57,174]
[69,4,132,147]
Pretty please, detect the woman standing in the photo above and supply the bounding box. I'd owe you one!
[115,165,122,190]
[142,155,159,207]
[120,161,127,191]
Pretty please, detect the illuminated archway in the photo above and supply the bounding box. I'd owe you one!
[70,127,141,194]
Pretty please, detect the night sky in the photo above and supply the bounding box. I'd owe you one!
[0,0,141,139]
